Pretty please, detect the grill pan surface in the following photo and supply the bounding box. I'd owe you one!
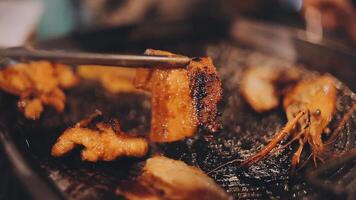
[0,18,355,200]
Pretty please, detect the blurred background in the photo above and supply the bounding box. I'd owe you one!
[0,1,356,199]
[1,0,356,49]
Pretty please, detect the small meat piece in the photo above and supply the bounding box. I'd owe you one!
[134,49,222,142]
[240,62,301,112]
[54,63,79,88]
[0,61,78,119]
[39,88,66,112]
[78,65,143,93]
[117,156,231,200]
[51,111,149,162]
[19,98,44,120]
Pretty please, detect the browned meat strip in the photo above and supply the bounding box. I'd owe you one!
[134,49,222,142]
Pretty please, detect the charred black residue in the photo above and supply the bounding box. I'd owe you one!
[189,62,222,132]
[190,70,208,122]
[108,119,122,133]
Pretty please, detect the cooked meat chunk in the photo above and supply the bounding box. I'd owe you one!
[55,63,79,88]
[19,98,44,120]
[78,65,143,93]
[134,49,222,142]
[0,61,78,119]
[51,110,148,162]
[117,156,230,200]
[240,56,301,112]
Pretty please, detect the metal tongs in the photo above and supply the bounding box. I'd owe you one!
[0,47,191,68]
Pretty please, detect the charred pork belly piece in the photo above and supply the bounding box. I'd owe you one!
[134,49,222,142]
[51,110,148,162]
[0,61,78,119]
[117,156,231,200]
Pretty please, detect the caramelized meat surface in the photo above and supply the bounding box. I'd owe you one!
[117,156,230,200]
[134,49,222,142]
[0,61,78,119]
[51,111,148,162]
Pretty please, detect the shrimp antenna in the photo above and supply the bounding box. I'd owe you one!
[241,110,306,167]
[295,153,313,172]
[207,158,244,175]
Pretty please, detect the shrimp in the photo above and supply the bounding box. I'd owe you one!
[242,75,337,170]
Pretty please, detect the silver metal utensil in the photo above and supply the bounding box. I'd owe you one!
[0,47,191,68]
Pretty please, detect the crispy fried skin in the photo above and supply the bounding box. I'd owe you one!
[134,49,222,142]
[51,111,148,162]
[117,156,230,200]
[0,61,78,119]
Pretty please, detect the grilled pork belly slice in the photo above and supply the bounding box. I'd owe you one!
[117,156,231,200]
[134,49,222,142]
